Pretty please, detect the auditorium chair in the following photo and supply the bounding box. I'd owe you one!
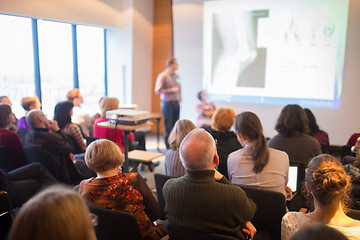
[235,184,287,240]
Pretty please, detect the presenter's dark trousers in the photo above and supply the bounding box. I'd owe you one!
[162,100,180,149]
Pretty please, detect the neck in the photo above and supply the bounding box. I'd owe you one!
[0,123,10,130]
[96,168,120,179]
[307,198,353,224]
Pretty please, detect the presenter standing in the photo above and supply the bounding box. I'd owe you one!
[155,57,181,149]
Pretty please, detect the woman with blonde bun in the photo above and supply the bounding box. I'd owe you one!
[282,154,360,240]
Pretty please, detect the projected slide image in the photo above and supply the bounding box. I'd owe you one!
[203,0,349,108]
[211,10,268,88]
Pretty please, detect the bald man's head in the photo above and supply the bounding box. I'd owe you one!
[179,129,217,171]
[26,109,48,129]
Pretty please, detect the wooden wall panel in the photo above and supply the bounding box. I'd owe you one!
[151,0,173,133]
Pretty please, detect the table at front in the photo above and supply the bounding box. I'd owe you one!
[96,121,152,173]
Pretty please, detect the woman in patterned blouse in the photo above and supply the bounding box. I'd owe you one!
[79,139,165,240]
[54,101,87,154]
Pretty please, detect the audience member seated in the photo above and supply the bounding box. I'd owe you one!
[228,111,291,198]
[304,108,330,153]
[0,103,27,170]
[8,185,97,240]
[67,88,91,137]
[25,109,83,184]
[196,90,216,130]
[89,96,105,137]
[268,104,322,166]
[163,129,257,240]
[208,107,242,179]
[0,96,17,132]
[17,96,42,130]
[290,224,349,240]
[93,97,135,154]
[342,137,360,165]
[79,139,166,239]
[348,133,360,147]
[282,154,360,240]
[165,119,196,177]
[0,162,56,209]
[54,101,87,153]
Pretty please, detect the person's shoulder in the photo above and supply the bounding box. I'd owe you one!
[282,212,306,223]
[228,148,246,160]
[269,148,289,158]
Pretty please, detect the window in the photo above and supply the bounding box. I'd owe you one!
[77,25,105,115]
[37,20,74,119]
[0,15,35,118]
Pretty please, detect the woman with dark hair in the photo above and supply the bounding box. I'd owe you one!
[0,103,27,170]
[268,104,322,166]
[208,107,242,179]
[282,154,360,240]
[228,111,291,197]
[304,108,329,153]
[54,101,87,153]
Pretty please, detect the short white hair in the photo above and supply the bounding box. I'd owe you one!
[179,129,216,170]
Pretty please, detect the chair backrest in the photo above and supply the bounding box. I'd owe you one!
[0,146,14,172]
[24,148,60,181]
[235,185,287,240]
[154,173,174,220]
[168,224,239,240]
[347,208,360,220]
[0,191,14,239]
[88,204,142,240]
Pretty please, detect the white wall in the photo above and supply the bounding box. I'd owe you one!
[0,0,155,112]
[0,0,123,28]
[173,0,360,145]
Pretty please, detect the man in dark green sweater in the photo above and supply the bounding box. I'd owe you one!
[163,129,257,239]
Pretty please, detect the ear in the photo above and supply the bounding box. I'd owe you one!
[239,133,248,141]
[213,153,219,166]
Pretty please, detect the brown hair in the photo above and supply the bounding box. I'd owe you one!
[275,104,309,136]
[166,57,177,67]
[211,107,235,133]
[99,97,119,118]
[234,112,269,173]
[85,139,124,173]
[306,154,350,207]
[168,119,196,150]
[0,103,12,128]
[8,185,94,240]
[21,97,39,111]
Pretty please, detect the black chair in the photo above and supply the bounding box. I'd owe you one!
[235,185,287,240]
[88,205,142,240]
[24,148,60,181]
[0,146,14,172]
[347,208,360,220]
[0,191,14,240]
[154,173,174,220]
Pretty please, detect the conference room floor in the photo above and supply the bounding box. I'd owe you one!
[138,132,167,194]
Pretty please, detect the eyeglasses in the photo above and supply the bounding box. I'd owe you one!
[90,213,98,227]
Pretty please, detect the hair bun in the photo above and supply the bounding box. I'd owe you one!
[313,167,349,193]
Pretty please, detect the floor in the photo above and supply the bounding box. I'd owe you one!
[137,132,167,192]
